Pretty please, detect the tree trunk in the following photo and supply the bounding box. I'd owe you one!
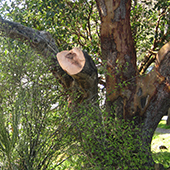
[166,108,170,126]
[96,0,170,169]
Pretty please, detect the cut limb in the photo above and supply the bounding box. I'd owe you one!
[57,48,86,75]
[57,48,98,104]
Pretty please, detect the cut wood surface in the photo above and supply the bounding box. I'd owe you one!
[57,48,85,75]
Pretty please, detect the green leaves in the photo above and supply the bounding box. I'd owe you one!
[0,38,65,169]
[131,0,170,68]
[1,0,100,57]
[0,105,19,168]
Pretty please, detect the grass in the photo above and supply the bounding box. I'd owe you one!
[151,119,170,168]
[157,120,170,129]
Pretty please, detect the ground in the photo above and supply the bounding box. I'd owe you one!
[152,116,170,169]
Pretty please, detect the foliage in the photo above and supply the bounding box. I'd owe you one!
[1,0,100,54]
[0,38,76,169]
[131,0,169,72]
[0,39,153,169]
[1,0,169,73]
[153,152,170,169]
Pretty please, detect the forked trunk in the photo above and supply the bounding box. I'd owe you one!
[96,0,170,169]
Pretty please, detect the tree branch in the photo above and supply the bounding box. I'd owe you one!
[0,17,74,88]
[0,17,98,104]
[134,41,170,131]
[138,10,167,74]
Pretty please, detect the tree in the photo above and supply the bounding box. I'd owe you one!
[0,0,170,169]
[166,108,170,126]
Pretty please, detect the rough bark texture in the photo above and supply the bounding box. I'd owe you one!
[166,108,170,125]
[95,0,170,126]
[96,0,137,118]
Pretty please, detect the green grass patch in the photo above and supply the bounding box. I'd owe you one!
[152,152,170,168]
[151,120,170,168]
[157,120,170,129]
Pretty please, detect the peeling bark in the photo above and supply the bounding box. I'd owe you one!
[96,0,137,118]
[134,42,170,117]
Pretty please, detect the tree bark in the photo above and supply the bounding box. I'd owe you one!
[166,108,170,126]
[96,0,170,169]
[96,0,137,118]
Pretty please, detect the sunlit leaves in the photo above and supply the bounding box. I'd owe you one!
[2,0,100,58]
[0,38,70,169]
[131,0,170,66]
